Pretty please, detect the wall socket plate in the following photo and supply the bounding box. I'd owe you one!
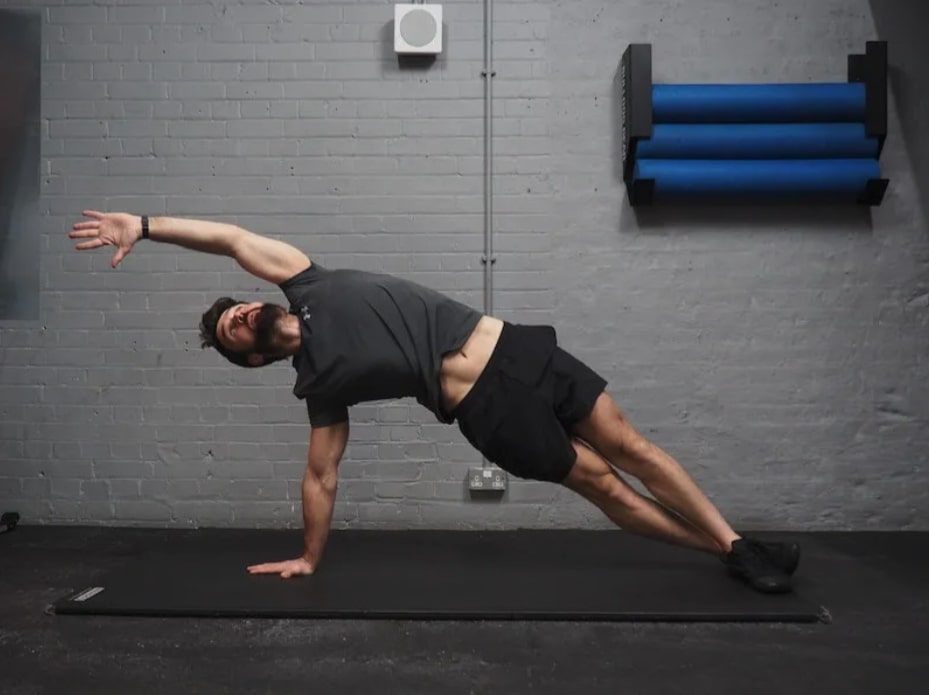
[468,466,507,493]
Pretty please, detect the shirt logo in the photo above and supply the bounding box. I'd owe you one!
[300,305,312,322]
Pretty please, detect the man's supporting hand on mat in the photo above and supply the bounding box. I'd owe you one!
[247,557,315,578]
[247,421,349,578]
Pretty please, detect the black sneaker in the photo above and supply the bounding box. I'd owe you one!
[722,538,793,593]
[750,538,800,576]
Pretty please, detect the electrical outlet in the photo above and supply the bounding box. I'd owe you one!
[468,466,507,492]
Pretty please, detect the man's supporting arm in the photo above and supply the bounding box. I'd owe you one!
[246,420,348,578]
[301,420,350,568]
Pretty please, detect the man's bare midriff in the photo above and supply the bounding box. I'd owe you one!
[439,315,504,414]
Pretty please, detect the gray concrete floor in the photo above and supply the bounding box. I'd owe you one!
[2,527,927,695]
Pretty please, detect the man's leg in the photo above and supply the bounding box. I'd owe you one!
[562,439,722,554]
[572,392,741,553]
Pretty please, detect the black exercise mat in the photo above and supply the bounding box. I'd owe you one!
[51,529,826,622]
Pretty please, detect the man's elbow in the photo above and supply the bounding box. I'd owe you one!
[304,466,339,496]
[225,226,251,258]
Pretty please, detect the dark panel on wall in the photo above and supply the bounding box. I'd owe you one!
[0,10,41,321]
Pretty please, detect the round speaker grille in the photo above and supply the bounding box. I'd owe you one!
[399,9,437,48]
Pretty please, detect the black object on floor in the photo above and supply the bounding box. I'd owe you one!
[0,511,19,534]
[50,529,825,622]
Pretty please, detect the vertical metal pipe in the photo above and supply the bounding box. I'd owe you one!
[478,0,496,472]
[482,0,495,316]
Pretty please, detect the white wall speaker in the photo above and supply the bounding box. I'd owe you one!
[394,4,443,55]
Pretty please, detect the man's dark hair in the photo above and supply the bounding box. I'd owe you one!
[199,297,255,368]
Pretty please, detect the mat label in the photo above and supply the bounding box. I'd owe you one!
[71,586,104,602]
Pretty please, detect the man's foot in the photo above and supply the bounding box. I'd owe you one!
[750,538,800,576]
[721,538,793,593]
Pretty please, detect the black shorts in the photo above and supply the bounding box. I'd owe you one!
[452,322,608,483]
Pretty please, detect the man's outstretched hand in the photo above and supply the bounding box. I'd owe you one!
[247,557,315,579]
[69,210,141,268]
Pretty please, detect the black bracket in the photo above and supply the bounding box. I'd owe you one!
[858,178,889,205]
[848,40,888,156]
[628,178,655,206]
[620,43,653,203]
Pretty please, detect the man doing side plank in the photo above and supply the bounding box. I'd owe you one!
[70,211,800,593]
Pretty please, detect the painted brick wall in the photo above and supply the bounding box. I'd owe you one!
[0,0,926,530]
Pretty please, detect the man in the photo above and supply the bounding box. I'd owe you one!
[70,210,800,593]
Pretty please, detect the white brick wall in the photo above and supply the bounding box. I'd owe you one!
[0,0,926,529]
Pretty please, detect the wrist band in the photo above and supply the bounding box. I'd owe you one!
[141,215,149,239]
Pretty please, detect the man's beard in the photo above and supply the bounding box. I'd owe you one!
[253,303,288,355]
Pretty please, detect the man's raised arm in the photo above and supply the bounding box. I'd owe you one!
[70,210,310,284]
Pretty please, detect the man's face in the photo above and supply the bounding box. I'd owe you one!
[216,302,289,361]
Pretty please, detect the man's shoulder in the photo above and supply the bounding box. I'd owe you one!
[277,261,321,291]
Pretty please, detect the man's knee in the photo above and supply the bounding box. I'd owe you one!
[622,430,654,464]
[565,440,638,507]
[576,394,655,464]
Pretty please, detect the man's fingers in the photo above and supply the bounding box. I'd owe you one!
[247,561,311,578]
[75,239,104,251]
[69,228,99,239]
[82,210,104,220]
[71,221,99,232]
[111,248,126,268]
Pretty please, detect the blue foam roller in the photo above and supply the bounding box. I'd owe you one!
[652,83,866,123]
[636,123,879,159]
[633,159,880,199]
